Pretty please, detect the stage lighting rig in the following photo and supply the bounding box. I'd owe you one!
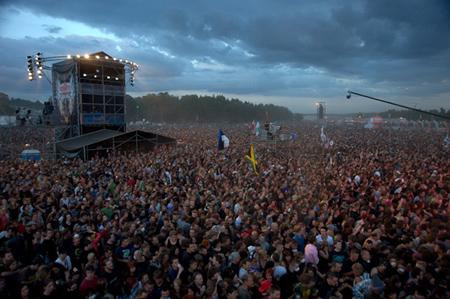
[27,56,34,81]
[27,51,139,86]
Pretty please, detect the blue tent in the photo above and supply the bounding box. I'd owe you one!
[20,149,41,161]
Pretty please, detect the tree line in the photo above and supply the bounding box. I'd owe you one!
[125,93,303,123]
[0,92,44,115]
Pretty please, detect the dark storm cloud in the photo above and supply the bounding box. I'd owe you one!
[0,0,449,112]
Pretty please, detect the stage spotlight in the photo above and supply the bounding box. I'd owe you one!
[67,54,72,59]
[95,55,100,59]
[84,54,89,59]
[107,75,111,79]
[105,56,109,59]
[94,75,97,78]
[35,52,43,68]
[115,77,118,80]
[38,74,42,79]
[76,54,81,58]
[83,73,87,77]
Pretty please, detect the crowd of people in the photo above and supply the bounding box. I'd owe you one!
[0,127,54,160]
[0,122,448,298]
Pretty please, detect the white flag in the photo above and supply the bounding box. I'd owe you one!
[221,135,230,148]
[320,126,327,143]
[255,121,261,136]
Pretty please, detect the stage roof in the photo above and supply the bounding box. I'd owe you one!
[57,129,123,151]
[56,129,176,152]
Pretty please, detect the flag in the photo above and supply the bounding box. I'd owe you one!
[320,126,327,143]
[222,134,230,148]
[218,129,230,150]
[250,121,256,132]
[255,121,261,136]
[290,132,298,142]
[364,118,374,129]
[245,144,258,174]
[444,134,450,148]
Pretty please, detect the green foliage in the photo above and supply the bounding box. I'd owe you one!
[0,92,44,115]
[9,97,44,110]
[0,93,15,115]
[126,93,303,123]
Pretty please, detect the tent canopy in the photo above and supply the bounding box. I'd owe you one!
[57,129,122,151]
[56,129,176,153]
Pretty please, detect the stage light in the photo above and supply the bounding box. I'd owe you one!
[39,66,43,70]
[107,75,111,79]
[113,57,117,61]
[37,70,42,75]
[94,75,97,78]
[76,54,81,58]
[115,77,118,80]
[125,60,128,63]
[105,56,109,59]
[95,55,100,59]
[27,55,34,80]
[38,75,42,79]
[67,54,72,59]
[83,73,87,77]
[84,54,89,59]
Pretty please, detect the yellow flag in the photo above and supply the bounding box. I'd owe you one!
[245,144,258,174]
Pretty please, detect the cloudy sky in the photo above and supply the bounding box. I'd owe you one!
[0,0,449,113]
